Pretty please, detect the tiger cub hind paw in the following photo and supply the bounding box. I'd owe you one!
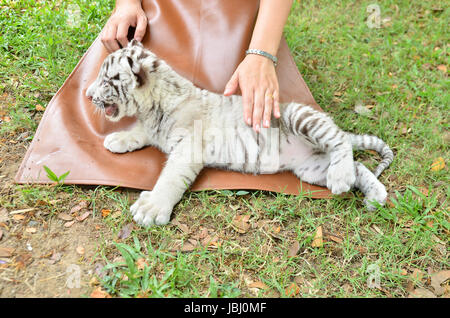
[363,186,388,212]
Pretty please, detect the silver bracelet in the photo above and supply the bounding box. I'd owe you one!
[245,49,278,66]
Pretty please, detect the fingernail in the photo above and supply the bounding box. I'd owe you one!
[255,124,260,132]
[264,120,270,127]
[247,117,252,125]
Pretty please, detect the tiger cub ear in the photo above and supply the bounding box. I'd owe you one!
[126,56,146,87]
[128,39,144,48]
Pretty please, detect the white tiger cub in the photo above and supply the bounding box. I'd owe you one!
[86,40,393,227]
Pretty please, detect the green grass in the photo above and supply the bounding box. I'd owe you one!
[0,0,448,298]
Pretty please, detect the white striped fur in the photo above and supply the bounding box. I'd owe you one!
[86,40,394,227]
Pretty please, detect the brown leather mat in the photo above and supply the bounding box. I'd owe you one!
[15,0,331,198]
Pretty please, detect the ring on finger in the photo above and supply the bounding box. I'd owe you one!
[266,92,275,99]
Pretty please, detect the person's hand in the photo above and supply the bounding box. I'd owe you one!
[224,54,281,133]
[101,1,148,52]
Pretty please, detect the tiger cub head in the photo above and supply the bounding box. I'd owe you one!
[86,40,158,122]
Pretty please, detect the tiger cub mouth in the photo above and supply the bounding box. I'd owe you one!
[104,103,119,117]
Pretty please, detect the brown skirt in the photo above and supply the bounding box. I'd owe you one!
[15,0,331,198]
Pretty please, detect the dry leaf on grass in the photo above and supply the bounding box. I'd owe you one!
[430,270,450,296]
[25,227,37,234]
[410,268,424,282]
[14,253,32,270]
[136,258,149,271]
[76,211,90,222]
[288,241,300,258]
[436,64,447,73]
[418,186,429,197]
[406,268,425,292]
[181,239,198,252]
[110,211,121,219]
[0,208,8,223]
[386,199,395,208]
[76,246,85,255]
[64,220,75,228]
[408,288,436,298]
[168,240,183,251]
[12,214,25,221]
[285,283,300,297]
[0,247,14,257]
[191,227,209,241]
[232,214,251,233]
[90,287,111,298]
[117,223,133,240]
[172,219,190,234]
[35,200,48,206]
[101,209,111,218]
[326,233,343,244]
[201,234,219,248]
[248,281,269,290]
[35,105,45,111]
[371,224,384,235]
[70,201,88,214]
[58,213,73,221]
[264,224,284,240]
[356,246,367,254]
[431,157,445,171]
[311,226,323,248]
[431,234,445,245]
[432,243,446,257]
[48,252,62,265]
[89,277,100,287]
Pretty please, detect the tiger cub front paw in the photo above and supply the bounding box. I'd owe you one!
[104,131,148,153]
[130,191,173,227]
[327,159,356,194]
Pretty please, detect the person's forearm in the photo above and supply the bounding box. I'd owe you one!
[249,0,294,56]
[115,0,141,8]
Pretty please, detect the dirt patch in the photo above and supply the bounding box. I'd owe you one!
[0,138,111,297]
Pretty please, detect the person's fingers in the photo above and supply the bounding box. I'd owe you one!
[263,90,274,128]
[273,90,280,118]
[252,90,264,133]
[242,87,254,126]
[224,71,239,96]
[101,24,120,52]
[100,26,112,52]
[134,14,148,42]
[116,23,130,48]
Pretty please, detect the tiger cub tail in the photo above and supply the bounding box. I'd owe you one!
[348,133,394,178]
